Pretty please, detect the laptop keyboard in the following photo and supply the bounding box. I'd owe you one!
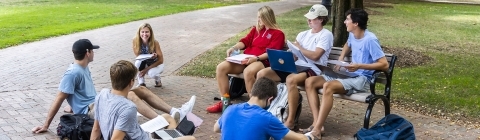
[165,130,182,138]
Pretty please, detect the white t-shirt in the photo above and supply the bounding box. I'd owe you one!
[295,28,333,75]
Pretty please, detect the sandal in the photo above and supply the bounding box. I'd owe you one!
[305,131,322,140]
[155,81,162,87]
[300,126,325,135]
[300,126,314,134]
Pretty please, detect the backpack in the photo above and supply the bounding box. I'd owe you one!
[228,76,247,99]
[354,114,415,140]
[267,83,302,123]
[57,114,94,140]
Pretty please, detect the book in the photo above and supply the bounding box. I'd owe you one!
[140,115,170,133]
[287,40,308,63]
[226,54,255,64]
[136,54,154,61]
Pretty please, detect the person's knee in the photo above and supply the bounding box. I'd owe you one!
[256,69,268,78]
[285,75,300,87]
[216,61,229,75]
[305,77,316,89]
[127,91,140,101]
[243,65,261,79]
[322,82,336,96]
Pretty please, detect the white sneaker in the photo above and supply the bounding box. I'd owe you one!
[178,95,196,121]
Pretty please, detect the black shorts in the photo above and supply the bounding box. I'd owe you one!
[273,69,317,83]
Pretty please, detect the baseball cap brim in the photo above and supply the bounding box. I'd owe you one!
[304,13,318,20]
[92,45,100,49]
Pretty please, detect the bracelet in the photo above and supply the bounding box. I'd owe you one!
[231,46,238,50]
[306,135,312,140]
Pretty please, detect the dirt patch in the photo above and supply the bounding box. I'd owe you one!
[382,46,433,68]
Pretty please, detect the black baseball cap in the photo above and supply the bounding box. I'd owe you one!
[72,39,100,54]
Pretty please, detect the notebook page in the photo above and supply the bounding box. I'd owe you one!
[140,115,170,133]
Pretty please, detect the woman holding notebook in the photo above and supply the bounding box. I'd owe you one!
[132,23,165,87]
[206,6,285,113]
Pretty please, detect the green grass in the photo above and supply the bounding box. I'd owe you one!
[178,1,480,121]
[0,0,270,49]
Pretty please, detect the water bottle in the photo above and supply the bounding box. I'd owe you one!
[222,93,230,112]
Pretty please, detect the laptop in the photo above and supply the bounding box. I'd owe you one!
[315,64,359,79]
[154,118,195,139]
[267,49,310,74]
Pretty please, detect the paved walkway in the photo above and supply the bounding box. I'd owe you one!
[0,0,479,139]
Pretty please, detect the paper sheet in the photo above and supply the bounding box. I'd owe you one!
[140,115,170,133]
[327,60,351,67]
[287,40,308,63]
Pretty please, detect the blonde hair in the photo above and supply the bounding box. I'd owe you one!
[256,6,280,32]
[133,23,156,54]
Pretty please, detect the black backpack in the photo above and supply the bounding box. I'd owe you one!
[228,76,247,99]
[57,114,94,140]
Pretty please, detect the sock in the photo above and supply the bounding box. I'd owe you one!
[170,107,179,116]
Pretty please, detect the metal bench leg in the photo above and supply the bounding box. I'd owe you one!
[364,101,375,129]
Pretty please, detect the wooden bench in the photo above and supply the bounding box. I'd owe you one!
[228,46,397,129]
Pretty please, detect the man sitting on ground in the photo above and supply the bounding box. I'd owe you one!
[31,39,193,134]
[90,60,196,140]
[213,77,314,140]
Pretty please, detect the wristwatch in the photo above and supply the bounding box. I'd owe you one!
[256,56,260,61]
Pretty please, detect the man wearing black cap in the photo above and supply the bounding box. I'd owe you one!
[31,39,100,133]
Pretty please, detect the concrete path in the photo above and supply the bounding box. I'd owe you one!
[0,0,479,139]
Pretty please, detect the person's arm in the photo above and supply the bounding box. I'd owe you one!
[338,43,350,62]
[298,46,325,61]
[146,40,164,69]
[111,130,126,140]
[246,30,285,63]
[90,120,102,140]
[346,57,389,72]
[297,32,331,61]
[283,131,310,140]
[31,92,69,133]
[213,120,221,133]
[226,42,246,57]
[239,26,257,50]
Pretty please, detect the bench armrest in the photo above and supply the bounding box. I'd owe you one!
[368,70,392,99]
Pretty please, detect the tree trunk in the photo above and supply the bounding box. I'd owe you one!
[331,0,363,47]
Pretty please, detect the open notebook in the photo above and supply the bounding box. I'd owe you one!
[140,112,203,134]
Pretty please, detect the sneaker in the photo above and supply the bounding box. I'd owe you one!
[178,95,196,121]
[137,83,146,87]
[206,101,222,113]
[155,80,162,87]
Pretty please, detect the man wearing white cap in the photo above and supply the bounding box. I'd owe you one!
[256,4,333,131]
